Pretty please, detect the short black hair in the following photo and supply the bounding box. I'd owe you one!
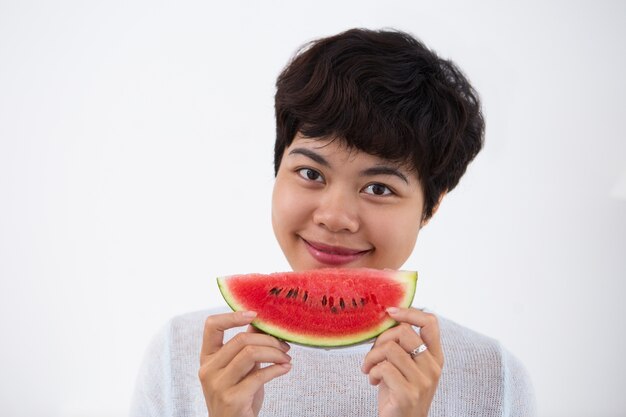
[274,28,484,220]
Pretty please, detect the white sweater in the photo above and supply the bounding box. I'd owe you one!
[131,307,536,417]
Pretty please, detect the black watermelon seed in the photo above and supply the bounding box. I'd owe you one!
[303,291,308,302]
[331,306,338,314]
[360,297,366,306]
[322,295,327,306]
[276,288,283,296]
[269,287,278,295]
[352,298,357,308]
[293,288,299,298]
[286,289,294,298]
[340,298,345,310]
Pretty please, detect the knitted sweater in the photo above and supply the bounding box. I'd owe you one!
[131,307,536,417]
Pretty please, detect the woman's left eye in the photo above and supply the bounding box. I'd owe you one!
[363,183,393,196]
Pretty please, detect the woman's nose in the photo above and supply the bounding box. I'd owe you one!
[312,188,360,233]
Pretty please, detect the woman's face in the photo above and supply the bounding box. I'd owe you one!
[272,133,427,272]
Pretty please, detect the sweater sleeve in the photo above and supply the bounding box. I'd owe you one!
[501,345,538,417]
[130,321,174,417]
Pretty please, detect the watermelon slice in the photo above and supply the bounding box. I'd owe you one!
[217,268,417,347]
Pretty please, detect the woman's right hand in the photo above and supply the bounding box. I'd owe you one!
[199,311,292,417]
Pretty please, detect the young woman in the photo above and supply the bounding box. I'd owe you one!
[132,28,536,417]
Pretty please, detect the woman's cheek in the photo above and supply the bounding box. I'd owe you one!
[368,207,421,268]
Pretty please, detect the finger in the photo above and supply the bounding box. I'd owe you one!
[211,331,290,370]
[201,311,257,359]
[368,360,411,393]
[386,307,444,368]
[246,324,262,333]
[372,322,422,354]
[221,345,292,386]
[363,340,425,383]
[406,338,436,371]
[236,362,292,398]
[247,323,292,345]
[372,323,436,367]
[246,324,292,348]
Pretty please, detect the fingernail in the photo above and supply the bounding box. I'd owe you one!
[281,363,292,369]
[280,341,291,351]
[386,307,399,314]
[242,311,257,318]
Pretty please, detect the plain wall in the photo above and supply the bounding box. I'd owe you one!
[1,1,625,416]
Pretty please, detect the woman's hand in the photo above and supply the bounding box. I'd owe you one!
[198,311,292,417]
[361,307,444,417]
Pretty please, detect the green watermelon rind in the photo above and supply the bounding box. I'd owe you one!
[217,269,418,348]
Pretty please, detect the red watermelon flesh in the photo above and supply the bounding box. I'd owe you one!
[217,268,417,347]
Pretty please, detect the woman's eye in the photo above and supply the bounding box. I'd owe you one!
[363,183,393,196]
[297,168,324,182]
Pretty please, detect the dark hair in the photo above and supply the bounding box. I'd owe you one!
[274,28,484,220]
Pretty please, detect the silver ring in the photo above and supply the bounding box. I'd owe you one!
[409,343,428,358]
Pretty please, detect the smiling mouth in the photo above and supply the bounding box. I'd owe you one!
[301,238,372,266]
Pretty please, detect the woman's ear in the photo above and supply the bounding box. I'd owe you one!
[420,191,447,228]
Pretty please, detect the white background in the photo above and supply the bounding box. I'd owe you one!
[1,1,625,416]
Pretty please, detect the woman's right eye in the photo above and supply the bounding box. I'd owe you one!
[297,168,324,183]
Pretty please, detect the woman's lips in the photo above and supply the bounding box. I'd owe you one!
[302,238,372,266]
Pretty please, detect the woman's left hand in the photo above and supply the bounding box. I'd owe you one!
[361,307,444,417]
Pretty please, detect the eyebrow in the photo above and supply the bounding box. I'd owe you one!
[288,147,409,184]
[288,148,330,167]
[361,166,409,184]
